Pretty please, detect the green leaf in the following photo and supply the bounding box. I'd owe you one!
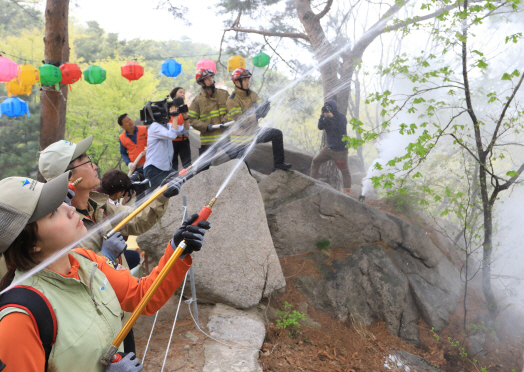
[506,170,518,177]
[502,73,512,81]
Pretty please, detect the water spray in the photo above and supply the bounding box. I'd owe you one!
[101,196,217,365]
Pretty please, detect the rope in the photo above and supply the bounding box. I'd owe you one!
[160,272,189,372]
[141,311,159,363]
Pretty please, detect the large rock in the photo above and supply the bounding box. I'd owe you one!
[137,160,286,308]
[386,350,443,371]
[246,142,313,176]
[258,170,461,342]
[204,304,265,372]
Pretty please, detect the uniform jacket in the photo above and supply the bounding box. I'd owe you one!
[226,87,262,144]
[188,88,229,146]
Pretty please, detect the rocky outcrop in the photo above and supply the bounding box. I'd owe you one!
[258,170,461,343]
[246,142,313,176]
[386,350,443,371]
[204,304,265,372]
[137,160,286,309]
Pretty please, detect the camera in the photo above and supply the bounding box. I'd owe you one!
[321,104,333,114]
[140,97,189,125]
[126,172,151,197]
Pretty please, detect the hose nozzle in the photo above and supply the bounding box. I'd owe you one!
[207,197,217,209]
[68,177,83,191]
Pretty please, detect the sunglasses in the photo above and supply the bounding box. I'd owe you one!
[68,156,93,171]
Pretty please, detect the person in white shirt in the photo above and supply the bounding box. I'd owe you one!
[144,108,188,190]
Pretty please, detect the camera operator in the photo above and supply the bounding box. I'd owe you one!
[310,99,352,195]
[143,98,189,190]
[94,169,134,206]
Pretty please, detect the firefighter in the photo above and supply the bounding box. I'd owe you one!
[0,172,210,371]
[118,114,147,176]
[188,69,230,172]
[226,68,291,171]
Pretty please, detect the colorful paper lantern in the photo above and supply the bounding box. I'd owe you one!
[19,64,40,86]
[0,56,20,83]
[39,64,62,86]
[0,97,30,118]
[227,55,245,72]
[252,52,270,68]
[196,59,216,73]
[6,79,32,97]
[60,63,82,86]
[161,59,182,78]
[83,65,106,84]
[121,61,144,82]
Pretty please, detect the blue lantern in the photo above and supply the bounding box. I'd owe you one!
[0,97,30,118]
[161,59,183,78]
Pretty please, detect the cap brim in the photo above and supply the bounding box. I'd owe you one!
[72,135,93,161]
[29,171,71,223]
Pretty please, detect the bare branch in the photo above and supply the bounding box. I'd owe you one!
[225,27,309,41]
[263,36,299,73]
[314,0,333,21]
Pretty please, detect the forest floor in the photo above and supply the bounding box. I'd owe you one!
[133,197,524,371]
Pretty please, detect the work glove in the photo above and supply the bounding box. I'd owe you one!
[161,172,185,198]
[101,232,127,263]
[105,352,143,372]
[65,188,75,206]
[171,213,211,256]
[207,124,215,132]
[256,100,271,119]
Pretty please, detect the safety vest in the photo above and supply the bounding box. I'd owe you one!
[0,252,124,372]
[170,114,188,142]
[119,126,147,165]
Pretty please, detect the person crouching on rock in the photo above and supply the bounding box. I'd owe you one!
[310,99,352,196]
[0,172,210,372]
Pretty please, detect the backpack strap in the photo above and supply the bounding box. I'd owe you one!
[0,285,57,371]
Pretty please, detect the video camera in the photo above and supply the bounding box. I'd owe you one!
[321,104,333,114]
[140,96,189,125]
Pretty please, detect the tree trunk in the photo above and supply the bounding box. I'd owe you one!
[59,7,70,133]
[39,0,69,158]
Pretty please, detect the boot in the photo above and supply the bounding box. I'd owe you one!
[273,163,292,171]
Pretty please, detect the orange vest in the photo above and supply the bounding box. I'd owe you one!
[170,114,188,142]
[119,125,147,165]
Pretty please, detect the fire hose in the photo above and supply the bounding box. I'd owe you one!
[210,120,234,130]
[101,197,217,365]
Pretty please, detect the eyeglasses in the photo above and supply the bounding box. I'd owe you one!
[68,156,93,171]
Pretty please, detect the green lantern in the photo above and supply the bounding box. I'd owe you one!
[38,64,62,87]
[83,65,106,84]
[252,52,270,68]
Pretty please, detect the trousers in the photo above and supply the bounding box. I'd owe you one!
[310,147,352,188]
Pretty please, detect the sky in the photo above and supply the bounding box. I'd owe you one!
[69,0,226,47]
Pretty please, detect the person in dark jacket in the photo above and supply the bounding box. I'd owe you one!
[310,99,352,195]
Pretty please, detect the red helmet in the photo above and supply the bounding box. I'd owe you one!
[231,68,252,82]
[195,69,215,84]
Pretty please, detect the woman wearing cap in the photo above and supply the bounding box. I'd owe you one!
[0,172,210,372]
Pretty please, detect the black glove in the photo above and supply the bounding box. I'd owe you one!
[65,188,75,206]
[101,232,127,263]
[207,124,215,132]
[256,100,271,119]
[161,172,184,198]
[171,213,211,256]
[105,352,143,372]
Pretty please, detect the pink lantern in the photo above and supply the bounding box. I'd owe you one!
[196,59,216,73]
[0,56,20,83]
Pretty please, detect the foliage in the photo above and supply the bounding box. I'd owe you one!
[275,301,305,338]
[316,239,330,251]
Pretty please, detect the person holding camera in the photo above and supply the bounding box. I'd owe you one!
[226,68,292,172]
[188,69,230,172]
[118,114,148,176]
[169,87,192,173]
[143,100,189,190]
[310,99,352,195]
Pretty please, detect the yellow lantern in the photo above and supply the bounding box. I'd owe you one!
[6,78,33,97]
[18,64,40,86]
[227,55,246,72]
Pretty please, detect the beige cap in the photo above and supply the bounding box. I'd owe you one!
[0,172,71,254]
[39,135,93,181]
